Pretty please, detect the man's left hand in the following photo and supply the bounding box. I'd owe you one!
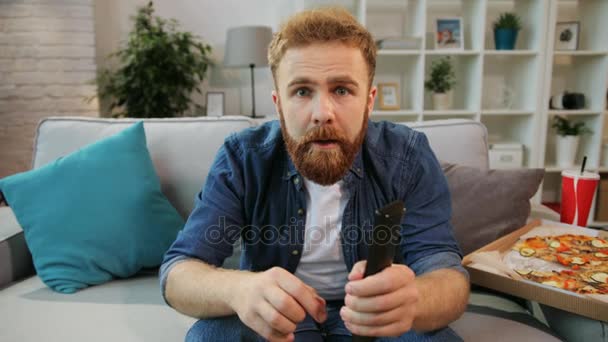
[340,261,419,337]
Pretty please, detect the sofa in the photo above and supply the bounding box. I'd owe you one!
[0,116,565,341]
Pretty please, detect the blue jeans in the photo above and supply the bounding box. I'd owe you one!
[186,300,463,342]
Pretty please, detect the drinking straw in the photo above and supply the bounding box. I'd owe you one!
[580,155,587,175]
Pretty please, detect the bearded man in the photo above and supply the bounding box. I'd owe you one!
[161,7,469,342]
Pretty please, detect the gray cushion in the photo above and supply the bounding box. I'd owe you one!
[0,207,33,289]
[0,275,196,341]
[442,163,545,255]
[450,311,562,342]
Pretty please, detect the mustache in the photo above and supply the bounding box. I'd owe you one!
[302,125,348,145]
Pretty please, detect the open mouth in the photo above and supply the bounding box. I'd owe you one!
[312,139,339,148]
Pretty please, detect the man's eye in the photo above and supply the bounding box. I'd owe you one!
[295,88,310,97]
[335,87,349,96]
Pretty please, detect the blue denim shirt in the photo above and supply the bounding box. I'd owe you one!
[160,120,466,299]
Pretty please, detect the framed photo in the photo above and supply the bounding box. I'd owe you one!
[206,92,225,117]
[378,83,400,110]
[555,21,580,51]
[435,18,464,50]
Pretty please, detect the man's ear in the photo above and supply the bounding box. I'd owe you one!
[367,86,377,113]
[272,90,281,116]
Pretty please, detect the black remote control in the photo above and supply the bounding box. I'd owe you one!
[352,200,405,342]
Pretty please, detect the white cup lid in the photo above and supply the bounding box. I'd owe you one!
[561,170,600,180]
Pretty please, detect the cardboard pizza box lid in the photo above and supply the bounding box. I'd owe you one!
[463,220,608,322]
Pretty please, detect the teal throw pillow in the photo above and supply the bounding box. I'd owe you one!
[0,122,184,293]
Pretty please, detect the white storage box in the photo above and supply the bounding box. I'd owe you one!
[489,142,523,169]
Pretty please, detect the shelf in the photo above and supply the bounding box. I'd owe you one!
[544,166,568,173]
[355,0,608,215]
[378,49,420,56]
[484,50,538,56]
[553,50,608,57]
[424,50,480,56]
[423,110,476,116]
[588,221,608,228]
[372,110,418,116]
[482,110,534,116]
[543,165,604,173]
[548,110,601,116]
[482,54,539,111]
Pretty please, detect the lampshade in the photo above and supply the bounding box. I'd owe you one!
[223,26,273,67]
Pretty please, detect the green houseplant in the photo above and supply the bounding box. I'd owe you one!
[96,1,213,118]
[552,116,592,167]
[493,12,522,50]
[424,57,456,110]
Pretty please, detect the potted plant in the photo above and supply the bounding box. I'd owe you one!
[424,57,456,110]
[552,116,592,167]
[95,1,213,118]
[493,12,522,50]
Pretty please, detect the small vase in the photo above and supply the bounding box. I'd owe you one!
[494,29,519,50]
[555,135,579,167]
[432,92,452,110]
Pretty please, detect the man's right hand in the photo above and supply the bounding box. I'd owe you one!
[230,267,327,341]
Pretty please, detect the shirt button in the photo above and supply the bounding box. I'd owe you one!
[297,208,304,216]
[292,250,299,256]
[294,178,300,185]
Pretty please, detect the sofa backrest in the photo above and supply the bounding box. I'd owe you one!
[408,119,489,171]
[33,117,256,218]
[32,117,488,217]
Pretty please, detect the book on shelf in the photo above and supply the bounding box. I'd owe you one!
[376,36,421,50]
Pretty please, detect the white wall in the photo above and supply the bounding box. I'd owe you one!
[95,0,296,117]
[0,0,98,178]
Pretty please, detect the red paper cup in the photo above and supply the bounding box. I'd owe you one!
[560,170,600,227]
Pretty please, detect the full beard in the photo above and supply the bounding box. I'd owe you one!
[279,109,369,186]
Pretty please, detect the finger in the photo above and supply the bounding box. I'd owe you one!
[248,312,295,342]
[276,272,327,322]
[340,304,404,327]
[346,265,414,297]
[264,286,307,324]
[344,285,417,313]
[344,319,411,338]
[257,301,298,335]
[348,260,366,281]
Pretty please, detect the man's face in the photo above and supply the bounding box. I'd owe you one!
[272,42,377,185]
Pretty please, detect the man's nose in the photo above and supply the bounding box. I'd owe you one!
[312,92,335,125]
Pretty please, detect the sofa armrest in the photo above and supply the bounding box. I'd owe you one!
[0,206,34,289]
[530,202,560,222]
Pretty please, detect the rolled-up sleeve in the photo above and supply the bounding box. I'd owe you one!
[399,132,465,275]
[409,251,468,279]
[159,137,245,302]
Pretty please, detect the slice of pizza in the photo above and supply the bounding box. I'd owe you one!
[514,269,608,295]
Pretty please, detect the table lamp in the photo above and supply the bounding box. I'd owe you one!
[224,26,273,118]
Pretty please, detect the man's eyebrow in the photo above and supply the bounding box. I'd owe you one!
[327,76,359,88]
[287,77,315,88]
[286,76,360,88]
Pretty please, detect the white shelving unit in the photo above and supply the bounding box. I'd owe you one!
[538,0,608,227]
[293,0,608,227]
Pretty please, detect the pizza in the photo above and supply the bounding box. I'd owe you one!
[511,234,608,294]
[513,268,608,295]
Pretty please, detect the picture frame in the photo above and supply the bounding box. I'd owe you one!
[378,83,400,110]
[434,18,464,50]
[206,92,225,117]
[555,21,580,51]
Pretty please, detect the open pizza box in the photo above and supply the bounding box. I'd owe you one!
[462,219,608,322]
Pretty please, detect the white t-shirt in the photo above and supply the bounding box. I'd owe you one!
[294,178,349,300]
